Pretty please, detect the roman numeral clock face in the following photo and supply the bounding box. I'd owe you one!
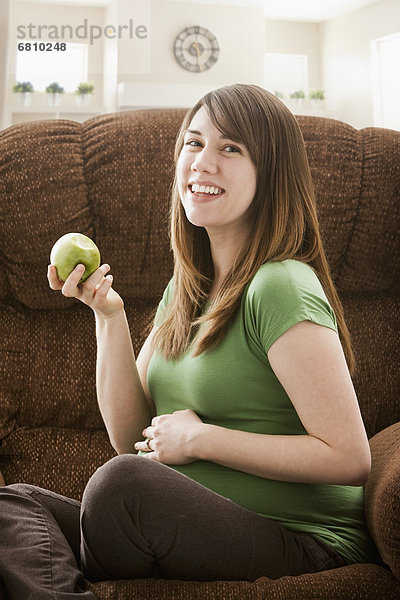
[174,26,219,72]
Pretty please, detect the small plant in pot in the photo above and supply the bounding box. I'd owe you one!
[75,82,95,107]
[309,89,325,110]
[13,81,34,107]
[289,89,306,111]
[289,89,305,99]
[309,89,325,101]
[46,82,65,107]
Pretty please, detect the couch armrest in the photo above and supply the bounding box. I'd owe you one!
[364,422,400,578]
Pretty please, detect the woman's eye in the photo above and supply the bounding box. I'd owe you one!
[224,145,241,153]
[183,140,242,153]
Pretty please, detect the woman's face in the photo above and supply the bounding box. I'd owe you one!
[177,106,257,237]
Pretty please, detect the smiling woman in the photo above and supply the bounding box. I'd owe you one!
[0,83,379,597]
[154,84,356,370]
[130,86,374,572]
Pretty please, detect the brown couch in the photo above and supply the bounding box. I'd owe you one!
[0,108,399,599]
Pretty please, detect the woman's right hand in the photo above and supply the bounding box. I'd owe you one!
[47,263,124,320]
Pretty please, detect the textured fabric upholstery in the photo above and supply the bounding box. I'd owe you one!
[365,423,400,579]
[0,109,399,599]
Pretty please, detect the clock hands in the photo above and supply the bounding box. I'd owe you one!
[189,40,202,59]
[174,26,219,72]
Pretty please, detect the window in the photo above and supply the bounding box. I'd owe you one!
[16,43,88,92]
[264,53,308,97]
[371,33,400,130]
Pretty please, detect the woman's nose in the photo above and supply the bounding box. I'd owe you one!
[191,148,217,174]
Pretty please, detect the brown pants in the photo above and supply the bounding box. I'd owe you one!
[0,455,348,599]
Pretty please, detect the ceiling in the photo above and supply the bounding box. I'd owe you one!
[13,0,383,23]
[262,0,381,21]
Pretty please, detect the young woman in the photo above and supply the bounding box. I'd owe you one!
[0,84,377,598]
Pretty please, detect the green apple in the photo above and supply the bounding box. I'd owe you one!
[50,233,101,283]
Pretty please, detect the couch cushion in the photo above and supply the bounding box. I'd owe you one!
[0,426,115,500]
[87,563,400,599]
[0,300,154,439]
[0,120,91,310]
[339,127,400,294]
[297,116,362,281]
[340,293,400,438]
[365,423,400,579]
[297,117,400,294]
[80,110,180,303]
[0,111,182,311]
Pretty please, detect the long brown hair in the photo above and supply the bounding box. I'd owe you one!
[153,84,355,374]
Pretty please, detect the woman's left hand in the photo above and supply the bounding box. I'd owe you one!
[134,409,205,465]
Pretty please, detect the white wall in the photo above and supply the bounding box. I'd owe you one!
[116,0,265,108]
[0,0,11,129]
[265,20,321,91]
[141,0,264,86]
[321,0,400,128]
[102,0,118,113]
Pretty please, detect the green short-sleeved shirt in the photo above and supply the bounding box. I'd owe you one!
[146,259,376,564]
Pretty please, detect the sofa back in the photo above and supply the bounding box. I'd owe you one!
[0,110,399,470]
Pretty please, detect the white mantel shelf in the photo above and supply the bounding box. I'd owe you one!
[4,105,106,128]
[9,106,105,114]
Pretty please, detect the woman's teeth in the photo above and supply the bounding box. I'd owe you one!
[190,184,224,195]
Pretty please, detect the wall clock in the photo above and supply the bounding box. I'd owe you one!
[174,26,219,72]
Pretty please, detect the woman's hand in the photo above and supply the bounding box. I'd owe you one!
[134,409,205,465]
[47,263,124,320]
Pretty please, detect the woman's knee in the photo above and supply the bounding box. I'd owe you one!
[3,482,39,496]
[82,454,149,514]
[0,483,44,511]
[81,455,162,580]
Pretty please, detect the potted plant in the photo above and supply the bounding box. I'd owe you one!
[46,82,64,107]
[290,89,305,99]
[75,82,95,108]
[309,89,325,110]
[289,89,306,111]
[13,81,34,107]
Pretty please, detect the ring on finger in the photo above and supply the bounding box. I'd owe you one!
[145,437,152,450]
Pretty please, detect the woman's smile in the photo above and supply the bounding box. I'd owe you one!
[188,181,226,202]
